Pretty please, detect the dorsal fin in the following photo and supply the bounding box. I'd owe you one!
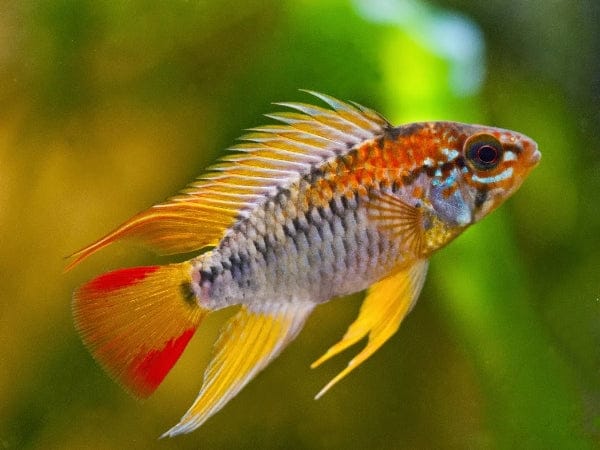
[67,92,390,270]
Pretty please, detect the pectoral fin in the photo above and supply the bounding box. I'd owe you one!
[162,302,314,437]
[366,192,426,256]
[312,260,428,399]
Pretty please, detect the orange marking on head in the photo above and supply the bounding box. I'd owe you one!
[412,186,424,199]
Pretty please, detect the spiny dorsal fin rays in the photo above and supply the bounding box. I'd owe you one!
[220,153,313,169]
[265,112,370,148]
[274,102,376,140]
[299,90,387,131]
[245,126,337,148]
[312,260,429,400]
[161,302,315,437]
[66,91,390,270]
[243,127,346,158]
[231,136,334,160]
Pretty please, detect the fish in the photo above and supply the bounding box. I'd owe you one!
[68,91,541,437]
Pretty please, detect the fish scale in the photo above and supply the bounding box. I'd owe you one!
[68,91,540,436]
[196,177,402,309]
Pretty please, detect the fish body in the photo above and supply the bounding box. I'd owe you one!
[69,92,540,436]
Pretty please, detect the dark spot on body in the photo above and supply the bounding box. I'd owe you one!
[365,230,375,260]
[316,224,325,241]
[342,235,350,254]
[475,189,488,208]
[283,222,295,238]
[425,166,437,177]
[441,162,454,173]
[199,269,215,284]
[306,209,315,225]
[292,216,306,232]
[308,167,324,183]
[402,171,419,186]
[229,250,252,284]
[252,239,267,258]
[179,282,197,306]
[266,231,278,248]
[384,123,423,141]
[341,195,349,210]
[378,235,387,255]
[329,197,340,215]
[276,187,291,203]
[317,206,328,220]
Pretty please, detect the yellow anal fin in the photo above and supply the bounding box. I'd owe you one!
[312,260,429,400]
[161,302,314,437]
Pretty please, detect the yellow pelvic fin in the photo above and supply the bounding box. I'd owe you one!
[161,302,314,437]
[312,260,429,400]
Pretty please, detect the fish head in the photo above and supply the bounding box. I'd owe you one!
[457,124,540,223]
[425,122,540,229]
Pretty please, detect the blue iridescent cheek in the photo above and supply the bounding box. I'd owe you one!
[430,169,471,226]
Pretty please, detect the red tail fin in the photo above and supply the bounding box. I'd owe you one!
[73,263,207,398]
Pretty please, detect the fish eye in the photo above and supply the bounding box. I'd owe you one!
[464,134,503,171]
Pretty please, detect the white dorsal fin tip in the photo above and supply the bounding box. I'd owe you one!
[299,90,359,113]
[276,101,371,132]
[300,90,389,129]
[247,126,297,134]
[274,101,330,116]
[272,110,372,135]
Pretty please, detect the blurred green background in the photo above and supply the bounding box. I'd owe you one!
[1,0,599,448]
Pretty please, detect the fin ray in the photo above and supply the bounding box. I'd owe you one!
[313,260,429,399]
[367,192,426,256]
[162,302,314,437]
[67,92,389,270]
[72,263,207,398]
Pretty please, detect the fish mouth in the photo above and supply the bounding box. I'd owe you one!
[530,147,542,166]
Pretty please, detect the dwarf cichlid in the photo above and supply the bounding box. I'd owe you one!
[68,91,540,437]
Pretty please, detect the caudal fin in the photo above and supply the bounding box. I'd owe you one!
[73,262,207,398]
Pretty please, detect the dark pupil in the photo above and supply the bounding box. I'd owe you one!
[477,145,498,164]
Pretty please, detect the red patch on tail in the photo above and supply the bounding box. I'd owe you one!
[87,266,159,293]
[130,328,196,397]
